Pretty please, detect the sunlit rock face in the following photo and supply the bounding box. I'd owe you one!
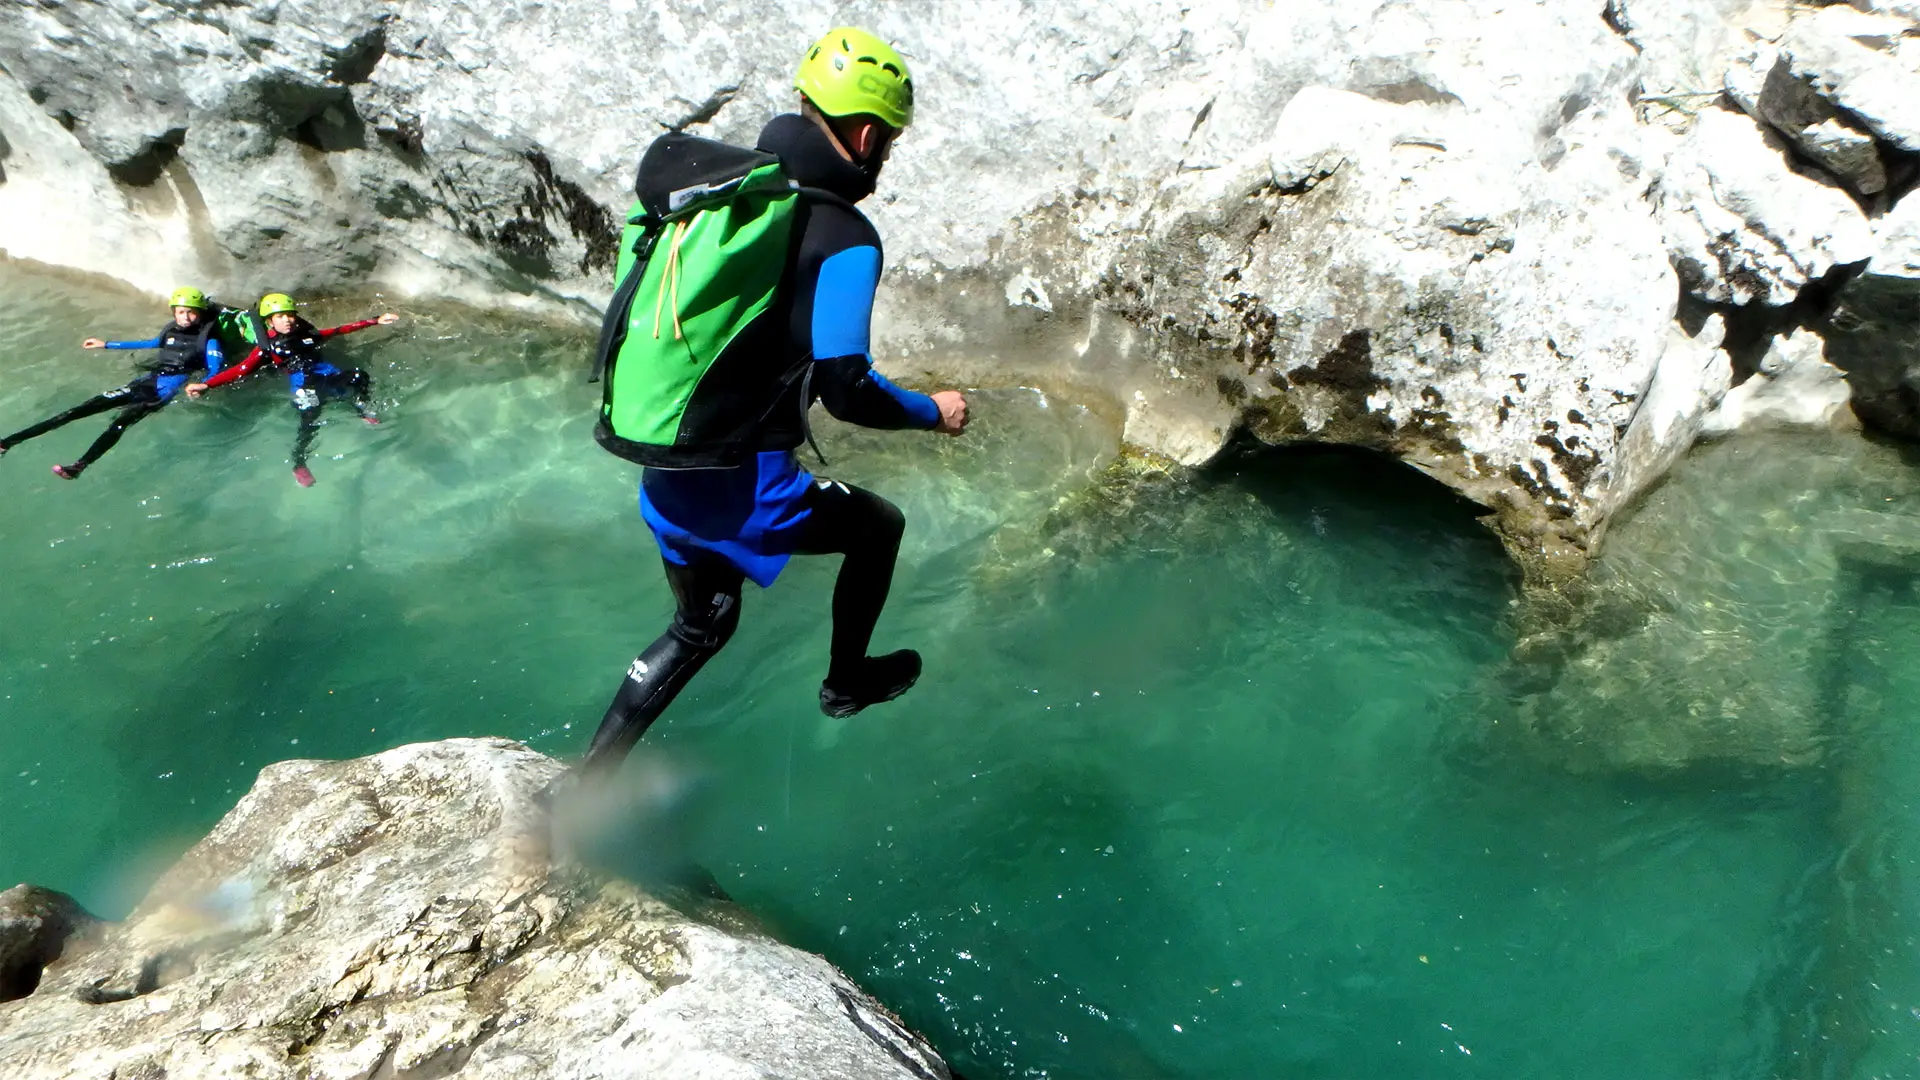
[0,0,1916,580]
[0,739,949,1080]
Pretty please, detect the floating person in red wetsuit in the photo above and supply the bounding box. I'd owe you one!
[187,293,399,487]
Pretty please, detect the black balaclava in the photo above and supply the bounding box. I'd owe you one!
[756,113,880,203]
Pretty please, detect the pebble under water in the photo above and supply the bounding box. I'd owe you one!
[3,259,1919,1079]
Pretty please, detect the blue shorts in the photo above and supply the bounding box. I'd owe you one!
[146,373,191,402]
[288,362,342,391]
[639,450,817,587]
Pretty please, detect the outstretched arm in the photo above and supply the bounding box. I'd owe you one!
[808,246,965,434]
[318,312,399,338]
[80,336,163,351]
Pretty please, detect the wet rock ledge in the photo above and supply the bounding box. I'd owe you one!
[0,739,948,1080]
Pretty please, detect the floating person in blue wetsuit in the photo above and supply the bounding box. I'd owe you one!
[579,27,969,773]
[0,287,238,480]
[186,293,398,488]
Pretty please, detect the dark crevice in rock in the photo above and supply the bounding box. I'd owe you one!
[75,948,193,1005]
[519,150,618,275]
[1879,142,1920,209]
[328,24,388,85]
[290,99,367,153]
[1360,77,1463,107]
[1737,64,1908,211]
[1681,258,1868,385]
[1601,0,1638,48]
[106,127,186,187]
[1280,328,1397,443]
[1288,328,1385,395]
[1184,96,1216,141]
[833,984,950,1080]
[244,73,362,156]
[663,86,740,133]
[375,114,427,159]
[1822,268,1920,441]
[0,884,100,1002]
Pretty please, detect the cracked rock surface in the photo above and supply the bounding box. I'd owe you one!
[0,739,948,1080]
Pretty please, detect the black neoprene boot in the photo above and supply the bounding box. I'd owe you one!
[819,649,922,718]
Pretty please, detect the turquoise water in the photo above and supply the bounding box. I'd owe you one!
[4,258,1920,1078]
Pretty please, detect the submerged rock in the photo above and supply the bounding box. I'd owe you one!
[0,738,948,1080]
[1460,431,1920,775]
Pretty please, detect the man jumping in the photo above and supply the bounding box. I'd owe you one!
[582,27,968,772]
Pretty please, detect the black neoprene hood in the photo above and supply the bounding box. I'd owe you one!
[755,113,879,203]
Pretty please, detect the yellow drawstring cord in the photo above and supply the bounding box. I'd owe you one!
[652,220,689,341]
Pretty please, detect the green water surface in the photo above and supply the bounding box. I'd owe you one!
[2,259,1918,1079]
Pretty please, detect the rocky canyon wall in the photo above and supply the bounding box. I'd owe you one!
[1,0,1917,581]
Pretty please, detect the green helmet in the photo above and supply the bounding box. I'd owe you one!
[794,27,914,129]
[258,293,298,317]
[169,287,208,311]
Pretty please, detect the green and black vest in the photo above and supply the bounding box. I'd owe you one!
[593,133,852,469]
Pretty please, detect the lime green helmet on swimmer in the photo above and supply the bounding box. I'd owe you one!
[258,293,298,317]
[794,27,914,129]
[169,287,207,311]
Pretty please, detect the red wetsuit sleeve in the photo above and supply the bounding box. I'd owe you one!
[318,318,381,339]
[202,346,264,388]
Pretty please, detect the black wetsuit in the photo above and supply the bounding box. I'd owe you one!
[583,115,941,771]
[0,320,223,476]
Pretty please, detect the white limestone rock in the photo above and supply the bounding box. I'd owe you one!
[1701,329,1855,433]
[1725,43,1888,196]
[1607,0,1780,131]
[1654,107,1875,305]
[1773,4,1920,154]
[1872,191,1920,279]
[1070,77,1681,578]
[1604,313,1733,514]
[1850,0,1920,21]
[0,739,948,1080]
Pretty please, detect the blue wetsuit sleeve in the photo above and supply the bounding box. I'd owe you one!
[102,338,163,350]
[810,246,940,430]
[203,337,225,377]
